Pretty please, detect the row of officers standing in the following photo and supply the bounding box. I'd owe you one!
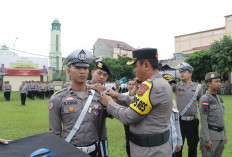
[1,81,55,105]
[48,48,227,157]
[19,81,55,105]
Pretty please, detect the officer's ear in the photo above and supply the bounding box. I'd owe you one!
[144,60,151,70]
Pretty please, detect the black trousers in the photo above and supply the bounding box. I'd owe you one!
[4,92,6,100]
[31,91,35,100]
[124,125,130,157]
[175,118,199,157]
[50,90,54,97]
[21,93,26,105]
[5,92,11,101]
[40,91,44,99]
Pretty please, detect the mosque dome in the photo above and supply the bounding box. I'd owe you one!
[53,18,60,24]
[0,44,18,56]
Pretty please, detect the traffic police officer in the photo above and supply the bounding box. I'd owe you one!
[4,81,12,101]
[49,49,107,157]
[19,81,28,105]
[101,48,173,157]
[199,72,227,157]
[172,62,202,157]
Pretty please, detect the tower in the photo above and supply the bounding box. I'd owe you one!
[49,18,62,71]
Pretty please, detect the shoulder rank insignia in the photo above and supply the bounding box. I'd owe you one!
[130,81,153,115]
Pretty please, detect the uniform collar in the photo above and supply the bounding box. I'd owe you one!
[147,72,162,81]
[180,81,194,86]
[67,84,94,96]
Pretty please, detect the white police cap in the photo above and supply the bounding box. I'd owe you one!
[63,49,93,67]
[178,62,194,72]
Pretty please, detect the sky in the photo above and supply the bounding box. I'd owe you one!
[0,0,232,60]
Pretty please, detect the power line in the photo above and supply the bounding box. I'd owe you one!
[0,44,58,59]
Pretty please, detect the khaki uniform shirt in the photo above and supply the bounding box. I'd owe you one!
[4,84,11,92]
[49,85,107,147]
[29,83,36,91]
[199,91,227,142]
[19,84,28,93]
[172,82,202,116]
[49,83,55,90]
[107,73,172,157]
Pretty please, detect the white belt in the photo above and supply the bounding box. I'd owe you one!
[77,143,96,154]
[180,115,197,121]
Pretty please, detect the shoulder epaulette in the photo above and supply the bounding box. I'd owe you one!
[53,88,67,96]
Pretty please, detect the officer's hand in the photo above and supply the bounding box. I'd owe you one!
[0,138,10,144]
[130,79,138,96]
[87,83,103,93]
[224,138,227,144]
[105,89,119,99]
[204,141,213,149]
[175,146,181,152]
[101,92,113,106]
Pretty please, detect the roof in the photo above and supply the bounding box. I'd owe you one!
[53,18,60,24]
[0,45,18,56]
[99,38,135,51]
[175,27,224,38]
[192,45,211,51]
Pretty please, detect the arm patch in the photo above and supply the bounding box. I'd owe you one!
[130,81,153,115]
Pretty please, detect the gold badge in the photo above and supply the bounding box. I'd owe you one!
[97,62,103,68]
[179,91,183,95]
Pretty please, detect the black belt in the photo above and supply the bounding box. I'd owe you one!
[208,124,224,132]
[129,130,170,147]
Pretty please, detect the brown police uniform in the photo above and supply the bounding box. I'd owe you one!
[107,73,172,157]
[199,72,227,157]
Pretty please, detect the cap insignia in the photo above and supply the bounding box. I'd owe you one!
[211,74,215,78]
[78,50,87,61]
[97,62,103,68]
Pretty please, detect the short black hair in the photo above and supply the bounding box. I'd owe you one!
[138,59,158,70]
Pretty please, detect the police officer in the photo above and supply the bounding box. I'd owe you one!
[2,81,6,100]
[30,80,36,100]
[49,81,55,97]
[4,81,12,101]
[173,62,203,157]
[199,72,227,157]
[49,49,107,157]
[19,81,28,105]
[87,61,111,157]
[101,48,172,157]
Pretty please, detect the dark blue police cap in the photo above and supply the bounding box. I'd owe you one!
[127,48,158,66]
[95,61,110,75]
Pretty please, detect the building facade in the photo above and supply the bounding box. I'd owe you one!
[175,14,232,56]
[93,38,135,58]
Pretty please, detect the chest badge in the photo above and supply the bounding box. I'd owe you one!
[69,106,74,112]
[179,91,183,95]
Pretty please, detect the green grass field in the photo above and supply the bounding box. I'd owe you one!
[0,92,231,156]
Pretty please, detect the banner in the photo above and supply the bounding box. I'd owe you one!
[0,56,48,76]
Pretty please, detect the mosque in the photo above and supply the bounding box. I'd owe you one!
[0,19,62,91]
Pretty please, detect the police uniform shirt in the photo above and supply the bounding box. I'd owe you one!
[5,84,12,92]
[19,84,28,93]
[199,91,227,142]
[49,86,107,147]
[172,82,202,116]
[30,83,36,91]
[106,73,172,157]
[2,84,6,92]
[49,83,55,90]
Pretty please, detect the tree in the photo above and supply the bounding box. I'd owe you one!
[210,35,232,81]
[88,55,135,82]
[185,50,213,82]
